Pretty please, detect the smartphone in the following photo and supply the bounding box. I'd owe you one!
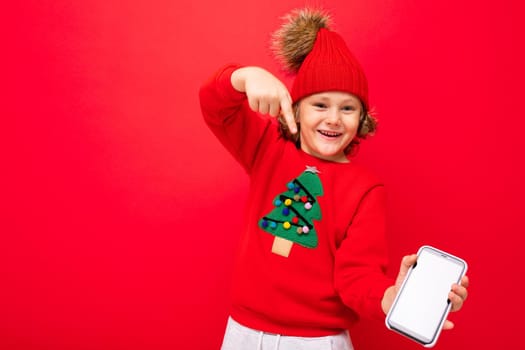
[385,245,468,347]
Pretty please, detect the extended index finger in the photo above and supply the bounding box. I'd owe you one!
[280,94,297,134]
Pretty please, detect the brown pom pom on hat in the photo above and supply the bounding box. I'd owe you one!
[272,8,369,109]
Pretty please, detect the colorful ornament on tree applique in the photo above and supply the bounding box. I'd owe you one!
[259,166,324,257]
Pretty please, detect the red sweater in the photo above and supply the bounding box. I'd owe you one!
[199,65,393,337]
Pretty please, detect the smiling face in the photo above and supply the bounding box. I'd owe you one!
[297,91,363,163]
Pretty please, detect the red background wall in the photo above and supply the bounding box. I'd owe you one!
[1,1,523,349]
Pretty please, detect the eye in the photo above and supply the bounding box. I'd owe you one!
[313,103,327,109]
[342,105,357,112]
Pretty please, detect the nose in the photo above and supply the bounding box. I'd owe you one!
[325,108,341,125]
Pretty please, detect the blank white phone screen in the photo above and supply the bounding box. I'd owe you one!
[388,248,465,343]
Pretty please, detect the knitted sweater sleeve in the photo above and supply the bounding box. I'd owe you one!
[199,64,275,173]
[334,185,394,321]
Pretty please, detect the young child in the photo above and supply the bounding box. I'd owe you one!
[199,8,468,350]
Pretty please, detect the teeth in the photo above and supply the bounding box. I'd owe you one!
[319,130,341,137]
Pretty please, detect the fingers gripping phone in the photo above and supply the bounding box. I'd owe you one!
[385,246,468,347]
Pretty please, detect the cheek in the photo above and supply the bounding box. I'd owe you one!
[344,117,360,132]
[298,114,317,131]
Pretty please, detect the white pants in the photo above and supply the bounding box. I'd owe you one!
[220,317,354,350]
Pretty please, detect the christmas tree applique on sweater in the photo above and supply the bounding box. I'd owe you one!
[259,166,324,257]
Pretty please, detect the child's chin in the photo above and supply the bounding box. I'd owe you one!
[317,147,345,157]
[317,151,346,162]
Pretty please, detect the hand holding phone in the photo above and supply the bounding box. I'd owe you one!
[385,246,468,347]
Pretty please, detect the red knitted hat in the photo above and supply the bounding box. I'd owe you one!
[272,9,369,109]
[291,28,369,108]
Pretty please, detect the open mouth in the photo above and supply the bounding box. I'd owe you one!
[318,130,342,138]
